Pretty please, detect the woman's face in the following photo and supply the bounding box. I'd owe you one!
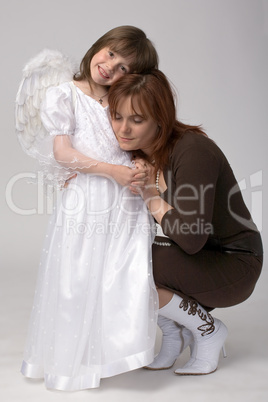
[111,96,159,156]
[90,48,132,87]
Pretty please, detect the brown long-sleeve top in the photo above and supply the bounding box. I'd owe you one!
[160,132,261,255]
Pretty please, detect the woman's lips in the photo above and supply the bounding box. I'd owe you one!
[98,66,109,79]
[120,137,133,142]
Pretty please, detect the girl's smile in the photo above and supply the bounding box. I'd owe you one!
[90,48,132,88]
[98,66,110,79]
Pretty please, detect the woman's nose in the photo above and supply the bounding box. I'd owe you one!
[121,120,130,133]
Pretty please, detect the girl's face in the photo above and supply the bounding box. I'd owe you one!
[90,48,133,87]
[111,96,159,157]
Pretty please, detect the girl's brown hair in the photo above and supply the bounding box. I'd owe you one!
[108,69,206,172]
[74,26,158,83]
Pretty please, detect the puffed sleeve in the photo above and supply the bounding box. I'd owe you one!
[40,84,75,135]
[29,83,77,192]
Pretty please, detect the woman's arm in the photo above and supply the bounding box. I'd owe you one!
[135,140,220,254]
[54,135,148,187]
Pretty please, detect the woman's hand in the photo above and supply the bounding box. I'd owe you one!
[130,158,173,224]
[129,158,158,198]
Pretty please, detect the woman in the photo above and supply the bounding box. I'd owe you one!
[108,70,263,375]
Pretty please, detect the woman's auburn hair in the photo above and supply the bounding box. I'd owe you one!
[74,25,159,83]
[108,69,207,172]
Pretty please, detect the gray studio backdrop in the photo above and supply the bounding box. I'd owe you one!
[3,0,267,291]
[0,0,267,400]
[2,0,267,266]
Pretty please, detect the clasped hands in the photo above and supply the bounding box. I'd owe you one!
[63,158,159,201]
[128,158,159,200]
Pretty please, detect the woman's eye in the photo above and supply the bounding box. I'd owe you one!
[133,118,143,124]
[108,51,114,57]
[120,66,127,73]
[114,114,121,120]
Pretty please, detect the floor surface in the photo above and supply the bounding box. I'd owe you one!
[1,262,267,402]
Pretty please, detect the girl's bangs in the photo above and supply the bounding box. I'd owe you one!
[109,39,136,58]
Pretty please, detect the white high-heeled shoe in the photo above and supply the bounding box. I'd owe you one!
[157,294,228,376]
[174,318,228,375]
[145,316,194,370]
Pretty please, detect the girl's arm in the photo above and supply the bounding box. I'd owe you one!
[54,135,148,188]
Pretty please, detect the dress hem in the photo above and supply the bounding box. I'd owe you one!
[21,347,155,391]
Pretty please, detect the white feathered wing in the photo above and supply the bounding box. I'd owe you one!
[15,49,78,189]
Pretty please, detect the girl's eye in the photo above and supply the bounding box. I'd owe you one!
[120,66,127,73]
[114,113,122,120]
[108,50,114,57]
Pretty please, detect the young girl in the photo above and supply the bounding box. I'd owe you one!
[20,26,159,391]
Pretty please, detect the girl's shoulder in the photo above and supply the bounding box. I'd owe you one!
[47,81,73,95]
[43,81,73,101]
[44,81,75,108]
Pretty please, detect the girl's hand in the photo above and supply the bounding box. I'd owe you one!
[110,164,149,188]
[62,164,149,190]
[63,174,77,188]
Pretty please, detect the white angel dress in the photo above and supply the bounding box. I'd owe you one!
[20,81,158,391]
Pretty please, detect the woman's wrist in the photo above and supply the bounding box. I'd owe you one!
[141,184,159,200]
[142,188,173,224]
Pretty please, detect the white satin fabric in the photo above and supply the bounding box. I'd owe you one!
[21,82,158,391]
